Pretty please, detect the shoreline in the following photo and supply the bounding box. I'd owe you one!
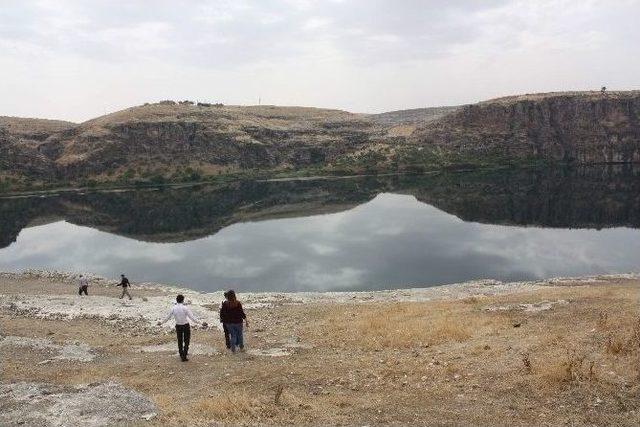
[2,268,639,425]
[3,268,639,302]
[0,161,617,199]
[3,269,638,332]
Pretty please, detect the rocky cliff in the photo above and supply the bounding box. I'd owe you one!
[410,91,640,164]
[32,103,388,183]
[0,117,75,179]
[1,91,639,191]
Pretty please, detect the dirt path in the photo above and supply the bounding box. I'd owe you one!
[1,271,639,426]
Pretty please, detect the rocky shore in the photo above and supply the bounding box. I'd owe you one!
[1,269,639,426]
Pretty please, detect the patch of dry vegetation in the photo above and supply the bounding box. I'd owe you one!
[155,390,262,423]
[2,278,639,426]
[0,116,76,135]
[309,300,509,349]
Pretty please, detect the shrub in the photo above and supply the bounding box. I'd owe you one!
[149,174,166,185]
[538,349,595,384]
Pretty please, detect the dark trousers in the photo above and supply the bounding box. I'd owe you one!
[78,285,88,296]
[225,323,244,352]
[175,324,191,360]
[223,324,231,349]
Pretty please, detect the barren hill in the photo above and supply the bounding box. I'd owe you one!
[410,90,640,164]
[0,116,76,179]
[47,102,383,179]
[1,91,639,191]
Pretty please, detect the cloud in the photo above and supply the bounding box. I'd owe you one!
[0,0,638,121]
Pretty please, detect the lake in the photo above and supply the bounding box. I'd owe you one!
[1,165,639,292]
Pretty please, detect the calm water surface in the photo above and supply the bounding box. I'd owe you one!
[1,166,639,292]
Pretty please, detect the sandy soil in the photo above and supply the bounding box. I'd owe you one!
[1,270,639,426]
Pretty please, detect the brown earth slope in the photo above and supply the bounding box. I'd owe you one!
[1,91,640,190]
[0,117,76,179]
[410,91,640,164]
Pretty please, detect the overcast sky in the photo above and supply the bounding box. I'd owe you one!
[1,0,639,122]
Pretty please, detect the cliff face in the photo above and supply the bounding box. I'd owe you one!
[0,117,76,179]
[44,104,383,180]
[2,91,640,190]
[411,91,640,164]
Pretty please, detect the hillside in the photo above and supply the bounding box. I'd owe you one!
[1,91,639,191]
[47,103,385,179]
[409,91,640,164]
[0,117,76,179]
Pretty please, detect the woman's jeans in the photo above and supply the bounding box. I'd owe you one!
[225,323,244,352]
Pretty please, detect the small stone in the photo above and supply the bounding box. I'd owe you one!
[141,412,156,421]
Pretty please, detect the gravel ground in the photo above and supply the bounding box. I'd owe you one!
[1,269,639,426]
[0,382,157,426]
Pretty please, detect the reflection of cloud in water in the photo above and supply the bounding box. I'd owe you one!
[1,193,640,292]
[294,265,365,289]
[308,243,338,256]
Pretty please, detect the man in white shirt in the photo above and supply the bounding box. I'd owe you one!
[78,275,89,296]
[158,294,207,362]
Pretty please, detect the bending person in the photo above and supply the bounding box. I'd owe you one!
[158,294,207,361]
[219,290,248,353]
[78,274,89,296]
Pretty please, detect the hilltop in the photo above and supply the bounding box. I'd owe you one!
[1,91,639,192]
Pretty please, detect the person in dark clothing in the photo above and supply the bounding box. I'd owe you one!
[219,290,248,353]
[221,290,232,349]
[117,274,132,300]
[223,323,231,350]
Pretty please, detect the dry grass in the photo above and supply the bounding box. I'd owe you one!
[191,391,261,422]
[153,386,335,425]
[2,278,640,426]
[537,349,596,384]
[153,391,260,424]
[311,301,507,350]
[603,315,640,356]
[526,293,640,390]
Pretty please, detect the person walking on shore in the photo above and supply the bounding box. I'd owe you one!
[158,294,207,361]
[219,290,248,353]
[78,274,89,296]
[221,291,231,350]
[117,274,132,300]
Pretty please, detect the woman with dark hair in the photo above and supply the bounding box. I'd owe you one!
[219,290,248,353]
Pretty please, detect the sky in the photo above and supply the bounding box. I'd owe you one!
[1,0,639,122]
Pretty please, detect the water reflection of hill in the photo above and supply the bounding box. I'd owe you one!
[1,165,639,248]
